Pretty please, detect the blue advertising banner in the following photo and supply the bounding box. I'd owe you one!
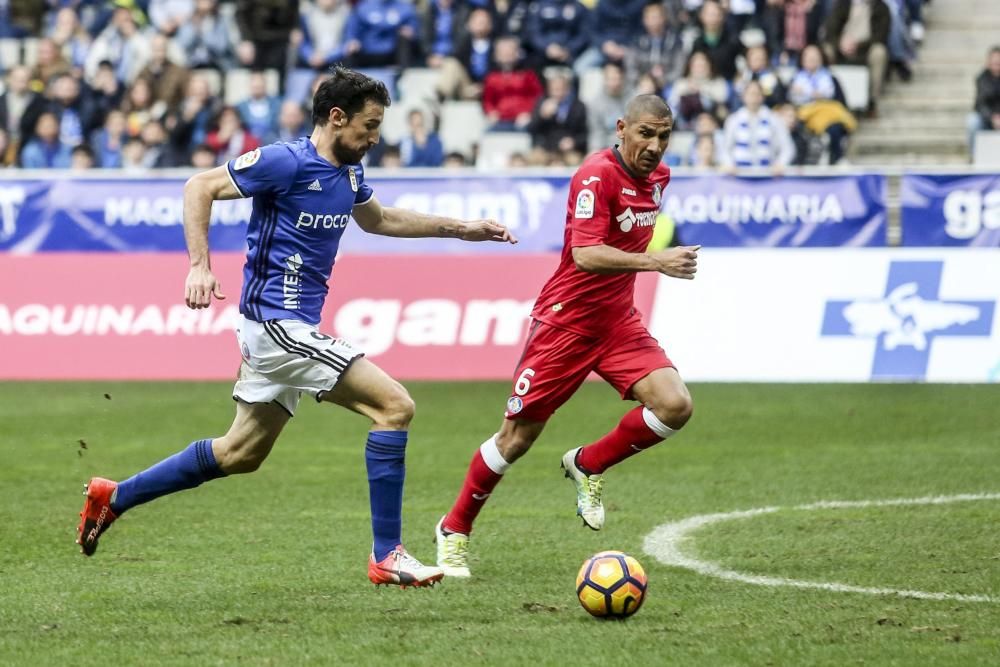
[0,172,887,253]
[900,173,1000,247]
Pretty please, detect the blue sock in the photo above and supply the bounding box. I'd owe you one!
[111,439,226,514]
[365,430,407,562]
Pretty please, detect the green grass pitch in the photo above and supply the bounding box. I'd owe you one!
[1,381,998,666]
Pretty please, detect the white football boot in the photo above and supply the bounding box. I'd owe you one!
[434,517,471,578]
[561,447,605,531]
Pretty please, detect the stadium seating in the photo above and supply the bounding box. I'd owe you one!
[829,65,870,113]
[439,100,487,157]
[223,68,281,106]
[396,67,441,107]
[578,67,606,106]
[0,38,20,70]
[972,130,1000,166]
[476,131,533,170]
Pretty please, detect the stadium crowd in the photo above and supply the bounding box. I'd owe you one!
[0,0,929,171]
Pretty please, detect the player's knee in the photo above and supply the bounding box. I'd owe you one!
[649,393,693,431]
[378,385,415,430]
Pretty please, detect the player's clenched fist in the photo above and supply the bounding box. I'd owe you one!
[185,265,226,309]
[651,245,700,280]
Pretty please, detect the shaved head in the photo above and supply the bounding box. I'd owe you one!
[624,94,672,123]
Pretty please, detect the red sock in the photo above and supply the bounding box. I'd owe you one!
[577,406,670,474]
[442,440,508,535]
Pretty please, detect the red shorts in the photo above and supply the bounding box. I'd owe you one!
[504,314,673,422]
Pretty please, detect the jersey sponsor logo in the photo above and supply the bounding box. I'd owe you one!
[581,176,601,186]
[308,179,323,192]
[575,189,595,219]
[348,167,359,192]
[233,148,261,171]
[621,187,637,196]
[296,212,350,230]
[616,207,657,232]
[506,396,523,414]
[283,253,303,309]
[652,183,662,206]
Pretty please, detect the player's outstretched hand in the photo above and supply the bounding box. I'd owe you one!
[652,245,700,280]
[185,265,226,309]
[460,219,519,244]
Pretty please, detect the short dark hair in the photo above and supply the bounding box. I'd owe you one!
[625,94,673,122]
[312,66,391,126]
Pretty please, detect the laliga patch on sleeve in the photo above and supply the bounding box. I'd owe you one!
[575,188,595,219]
[233,148,261,171]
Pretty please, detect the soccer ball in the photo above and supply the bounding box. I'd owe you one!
[576,550,647,618]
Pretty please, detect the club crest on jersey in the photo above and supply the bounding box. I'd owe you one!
[348,167,358,192]
[233,148,261,171]
[506,396,523,414]
[652,183,662,206]
[575,188,595,219]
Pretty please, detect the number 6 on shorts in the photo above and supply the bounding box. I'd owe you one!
[515,368,535,396]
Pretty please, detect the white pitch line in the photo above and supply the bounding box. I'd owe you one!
[643,492,1000,603]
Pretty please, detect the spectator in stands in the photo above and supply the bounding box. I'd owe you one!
[88,60,125,124]
[436,7,494,101]
[587,62,628,152]
[690,134,719,168]
[190,143,217,168]
[123,77,164,137]
[120,137,148,171]
[48,8,93,71]
[528,68,588,163]
[719,80,794,171]
[166,73,219,152]
[400,110,445,168]
[20,112,73,168]
[46,73,99,146]
[822,0,889,116]
[762,0,825,65]
[482,36,543,131]
[140,119,184,167]
[31,38,72,88]
[788,45,855,164]
[442,151,468,168]
[381,145,404,169]
[523,0,590,69]
[882,0,914,82]
[508,151,529,167]
[574,0,647,75]
[667,51,731,130]
[235,0,299,72]
[625,1,686,93]
[90,109,128,167]
[276,100,310,142]
[135,35,188,114]
[490,0,528,37]
[0,66,46,156]
[235,72,280,145]
[691,0,742,81]
[298,0,351,70]
[70,143,96,170]
[148,0,194,37]
[205,106,261,164]
[968,46,1000,152]
[634,71,660,96]
[736,44,787,107]
[422,0,471,68]
[175,0,238,71]
[0,0,44,38]
[343,0,421,69]
[85,6,152,85]
[0,129,13,166]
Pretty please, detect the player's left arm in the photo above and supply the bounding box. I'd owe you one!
[352,194,518,243]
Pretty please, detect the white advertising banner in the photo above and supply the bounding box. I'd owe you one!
[650,249,1000,382]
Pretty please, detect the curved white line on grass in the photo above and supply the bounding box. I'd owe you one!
[643,492,1000,603]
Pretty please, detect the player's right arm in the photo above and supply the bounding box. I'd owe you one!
[572,244,700,280]
[182,165,242,309]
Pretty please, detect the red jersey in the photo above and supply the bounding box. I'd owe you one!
[531,148,671,337]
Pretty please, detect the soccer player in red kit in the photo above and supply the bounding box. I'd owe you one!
[434,95,701,577]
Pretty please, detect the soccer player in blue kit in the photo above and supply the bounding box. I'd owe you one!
[76,67,517,587]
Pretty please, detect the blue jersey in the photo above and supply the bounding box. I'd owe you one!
[226,137,374,325]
